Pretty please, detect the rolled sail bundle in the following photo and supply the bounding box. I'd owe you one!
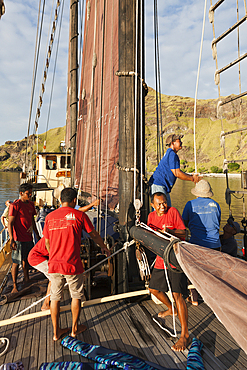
[129,225,181,272]
[175,242,247,355]
[130,224,247,355]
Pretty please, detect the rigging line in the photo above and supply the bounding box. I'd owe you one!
[154,0,164,157]
[25,0,46,171]
[35,0,55,152]
[134,0,139,205]
[30,0,62,164]
[104,0,116,243]
[44,0,65,143]
[78,0,86,82]
[96,0,107,233]
[79,0,98,193]
[29,0,62,167]
[77,0,90,194]
[153,0,161,164]
[193,0,207,174]
[140,0,144,205]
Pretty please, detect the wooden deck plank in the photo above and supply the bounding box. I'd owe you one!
[131,299,187,369]
[29,298,42,370]
[0,292,246,369]
[194,302,247,364]
[142,299,227,370]
[0,300,22,365]
[38,310,48,365]
[117,299,178,367]
[105,300,143,358]
[20,298,35,369]
[187,302,246,369]
[97,301,130,353]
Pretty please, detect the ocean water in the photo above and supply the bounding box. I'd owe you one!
[0,172,20,231]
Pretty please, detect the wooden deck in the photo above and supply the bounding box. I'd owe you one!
[0,288,246,369]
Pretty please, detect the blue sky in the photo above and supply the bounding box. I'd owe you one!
[0,0,246,145]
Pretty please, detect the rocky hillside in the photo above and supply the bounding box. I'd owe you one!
[145,88,247,173]
[1,88,247,173]
[0,127,66,171]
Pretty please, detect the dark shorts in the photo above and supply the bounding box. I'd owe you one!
[149,267,188,296]
[12,241,34,265]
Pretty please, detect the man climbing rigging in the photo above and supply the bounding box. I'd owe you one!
[149,134,200,206]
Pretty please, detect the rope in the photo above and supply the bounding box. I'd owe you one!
[96,0,107,233]
[78,0,98,193]
[193,0,207,173]
[44,0,65,146]
[0,337,9,357]
[104,0,116,243]
[154,0,163,161]
[25,0,46,172]
[11,240,135,319]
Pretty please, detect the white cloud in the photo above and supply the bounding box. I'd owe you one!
[0,0,246,146]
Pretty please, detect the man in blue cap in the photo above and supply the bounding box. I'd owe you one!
[149,134,199,206]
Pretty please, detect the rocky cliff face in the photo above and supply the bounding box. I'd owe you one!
[0,137,29,171]
[0,127,66,171]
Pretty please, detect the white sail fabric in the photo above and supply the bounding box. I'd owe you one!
[175,242,247,354]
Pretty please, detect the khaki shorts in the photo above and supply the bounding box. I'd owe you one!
[49,273,84,301]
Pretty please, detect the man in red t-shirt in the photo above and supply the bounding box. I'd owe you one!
[8,183,41,293]
[43,187,110,341]
[148,192,191,352]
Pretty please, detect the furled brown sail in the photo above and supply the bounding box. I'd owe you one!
[74,0,119,209]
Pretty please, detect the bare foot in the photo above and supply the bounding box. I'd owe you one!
[70,324,87,338]
[186,296,198,306]
[11,287,18,294]
[158,309,177,318]
[171,336,192,352]
[53,328,69,341]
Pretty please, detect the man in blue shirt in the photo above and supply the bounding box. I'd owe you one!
[149,134,199,206]
[182,180,221,305]
[182,180,221,250]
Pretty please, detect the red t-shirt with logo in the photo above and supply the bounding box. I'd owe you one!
[43,207,94,275]
[9,199,36,242]
[147,207,185,269]
[28,238,48,266]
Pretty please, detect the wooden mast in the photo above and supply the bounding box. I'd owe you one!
[70,0,78,187]
[118,0,148,292]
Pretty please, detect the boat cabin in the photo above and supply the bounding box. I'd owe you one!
[32,152,71,206]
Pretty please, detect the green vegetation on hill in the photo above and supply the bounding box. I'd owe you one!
[1,88,247,173]
[145,87,247,173]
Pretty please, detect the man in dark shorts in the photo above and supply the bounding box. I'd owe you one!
[8,183,41,293]
[148,192,191,351]
[43,187,110,341]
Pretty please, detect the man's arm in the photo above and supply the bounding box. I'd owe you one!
[162,227,186,239]
[32,217,41,241]
[8,215,16,250]
[171,168,199,183]
[78,199,100,213]
[45,238,50,253]
[89,229,110,256]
